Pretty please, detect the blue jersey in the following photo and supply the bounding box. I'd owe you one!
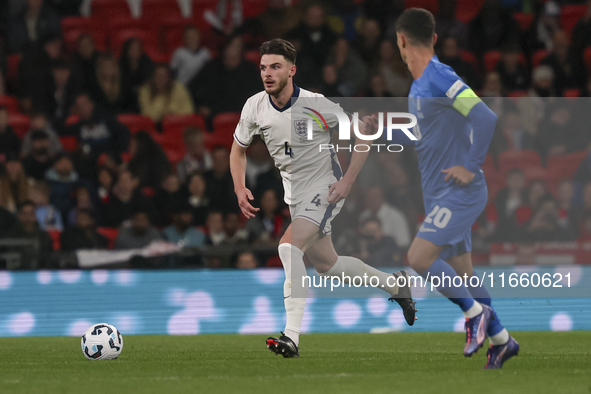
[408,55,487,200]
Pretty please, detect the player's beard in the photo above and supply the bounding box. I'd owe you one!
[267,75,289,96]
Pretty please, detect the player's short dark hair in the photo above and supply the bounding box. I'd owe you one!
[395,8,436,47]
[259,38,297,64]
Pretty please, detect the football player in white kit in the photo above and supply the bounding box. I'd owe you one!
[230,39,417,358]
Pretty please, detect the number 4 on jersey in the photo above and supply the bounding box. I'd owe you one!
[284,142,293,157]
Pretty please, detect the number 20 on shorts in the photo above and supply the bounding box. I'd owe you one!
[424,205,452,228]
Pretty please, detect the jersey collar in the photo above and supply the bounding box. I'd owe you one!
[269,84,300,112]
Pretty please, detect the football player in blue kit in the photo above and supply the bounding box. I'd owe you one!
[370,8,519,369]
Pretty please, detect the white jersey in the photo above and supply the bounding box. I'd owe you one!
[234,85,344,205]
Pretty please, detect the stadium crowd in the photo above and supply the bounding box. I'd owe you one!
[0,0,591,269]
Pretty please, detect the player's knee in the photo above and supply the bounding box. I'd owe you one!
[407,248,430,273]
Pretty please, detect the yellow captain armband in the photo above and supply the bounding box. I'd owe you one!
[452,89,482,116]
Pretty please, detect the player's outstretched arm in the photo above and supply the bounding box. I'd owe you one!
[327,115,373,203]
[230,140,260,218]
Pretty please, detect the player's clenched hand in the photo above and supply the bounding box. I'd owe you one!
[235,187,260,218]
[442,165,475,186]
[361,114,379,135]
[328,178,352,204]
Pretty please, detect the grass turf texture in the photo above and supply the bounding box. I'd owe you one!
[1,332,590,394]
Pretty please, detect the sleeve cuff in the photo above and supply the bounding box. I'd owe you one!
[233,134,249,148]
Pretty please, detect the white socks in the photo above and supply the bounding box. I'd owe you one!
[462,301,483,319]
[318,256,400,297]
[278,243,308,346]
[490,328,510,346]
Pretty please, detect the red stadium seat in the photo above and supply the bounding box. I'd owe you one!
[141,0,182,23]
[547,151,589,179]
[6,54,20,88]
[8,114,30,139]
[498,150,542,174]
[456,0,483,23]
[484,50,501,72]
[117,114,156,134]
[507,90,528,98]
[513,12,534,31]
[404,0,438,14]
[91,0,132,21]
[65,115,80,126]
[243,0,269,18]
[203,132,232,151]
[165,149,185,167]
[48,230,62,251]
[59,136,78,151]
[244,50,260,65]
[0,95,20,114]
[561,5,587,38]
[563,88,580,98]
[584,47,591,74]
[96,228,119,249]
[161,114,207,150]
[213,112,240,135]
[460,50,478,70]
[532,49,549,68]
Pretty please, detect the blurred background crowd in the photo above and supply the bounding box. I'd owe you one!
[0,0,591,270]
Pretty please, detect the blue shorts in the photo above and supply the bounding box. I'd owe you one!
[417,183,487,261]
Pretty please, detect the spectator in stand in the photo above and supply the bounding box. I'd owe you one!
[45,153,79,220]
[0,196,17,238]
[246,189,288,246]
[21,112,62,157]
[359,187,411,248]
[104,170,153,227]
[437,36,478,88]
[325,38,369,97]
[222,211,248,245]
[318,64,342,97]
[115,208,162,249]
[0,155,30,213]
[185,172,209,227]
[481,72,505,99]
[352,19,382,68]
[365,72,393,98]
[205,211,225,245]
[489,107,533,157]
[170,25,211,86]
[495,43,529,92]
[435,0,468,49]
[34,60,79,131]
[557,180,579,236]
[72,33,99,94]
[7,0,61,54]
[493,168,526,240]
[96,166,115,206]
[189,36,259,119]
[467,0,520,57]
[382,162,422,235]
[517,65,555,137]
[61,208,109,251]
[235,251,258,269]
[575,182,591,233]
[540,30,584,96]
[66,93,130,179]
[535,100,586,161]
[247,0,301,42]
[525,0,561,53]
[22,130,56,180]
[354,217,401,267]
[29,180,63,231]
[17,34,63,114]
[127,131,171,190]
[510,179,550,237]
[204,145,237,212]
[177,126,213,183]
[521,195,576,242]
[377,39,412,97]
[7,200,53,268]
[91,54,128,113]
[245,137,272,192]
[570,0,591,78]
[155,173,181,226]
[120,37,154,113]
[67,185,94,227]
[284,4,337,89]
[163,202,206,248]
[139,63,194,123]
[0,105,20,161]
[579,212,591,240]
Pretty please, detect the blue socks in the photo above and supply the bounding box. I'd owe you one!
[466,271,505,337]
[421,258,475,312]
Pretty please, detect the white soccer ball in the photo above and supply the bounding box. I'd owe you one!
[81,323,123,360]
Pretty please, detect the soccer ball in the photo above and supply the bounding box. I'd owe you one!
[81,323,123,360]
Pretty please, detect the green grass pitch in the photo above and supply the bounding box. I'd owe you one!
[1,332,590,394]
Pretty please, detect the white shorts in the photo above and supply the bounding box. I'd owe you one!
[289,187,344,235]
